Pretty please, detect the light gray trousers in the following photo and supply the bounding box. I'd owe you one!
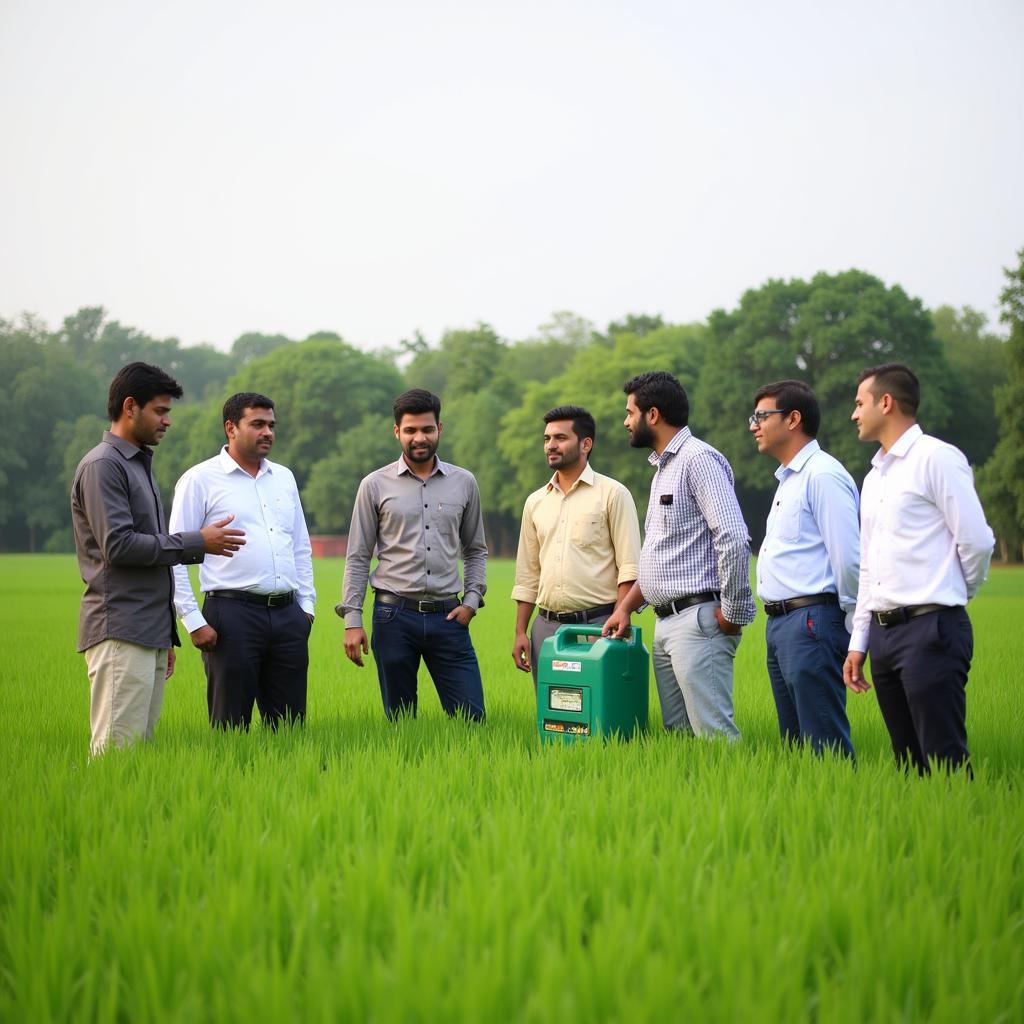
[652,601,742,739]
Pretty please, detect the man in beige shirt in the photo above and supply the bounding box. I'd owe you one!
[512,405,641,685]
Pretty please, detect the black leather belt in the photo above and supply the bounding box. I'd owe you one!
[375,591,461,614]
[538,603,615,624]
[207,589,295,608]
[763,592,839,618]
[654,591,720,619]
[873,604,951,627]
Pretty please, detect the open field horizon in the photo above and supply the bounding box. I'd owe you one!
[2,556,1022,1022]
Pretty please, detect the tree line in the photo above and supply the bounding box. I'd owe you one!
[2,256,1021,559]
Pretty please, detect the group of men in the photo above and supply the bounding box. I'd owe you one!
[73,361,993,774]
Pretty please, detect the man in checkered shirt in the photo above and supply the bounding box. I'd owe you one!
[603,371,756,739]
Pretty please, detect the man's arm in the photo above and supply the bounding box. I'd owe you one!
[457,474,488,613]
[339,477,377,666]
[607,482,641,587]
[688,451,756,627]
[512,600,536,672]
[290,476,316,619]
[809,469,861,634]
[510,498,541,670]
[601,582,645,638]
[168,471,210,634]
[79,459,206,568]
[928,445,995,598]
[845,484,872,693]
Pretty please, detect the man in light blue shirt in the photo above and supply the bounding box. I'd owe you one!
[750,380,859,757]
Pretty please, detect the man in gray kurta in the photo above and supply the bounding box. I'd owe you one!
[71,362,245,754]
[337,389,487,720]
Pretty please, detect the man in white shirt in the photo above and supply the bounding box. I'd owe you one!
[751,380,859,758]
[843,363,994,773]
[169,392,316,729]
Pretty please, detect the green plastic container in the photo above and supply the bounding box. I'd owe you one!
[537,625,649,743]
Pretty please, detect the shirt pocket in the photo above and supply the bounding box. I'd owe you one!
[436,501,463,530]
[570,512,604,550]
[273,492,297,529]
[767,500,801,544]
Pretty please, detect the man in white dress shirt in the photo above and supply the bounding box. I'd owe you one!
[843,364,994,773]
[169,392,316,729]
[751,380,859,757]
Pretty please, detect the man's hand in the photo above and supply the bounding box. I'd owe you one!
[344,627,369,667]
[201,515,246,556]
[190,625,218,652]
[714,607,741,635]
[165,648,176,680]
[843,651,871,692]
[601,607,631,639]
[512,631,531,672]
[447,604,476,627]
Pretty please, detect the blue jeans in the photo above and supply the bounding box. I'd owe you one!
[369,603,486,720]
[765,600,854,758]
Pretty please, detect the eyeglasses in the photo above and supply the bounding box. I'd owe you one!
[748,409,787,427]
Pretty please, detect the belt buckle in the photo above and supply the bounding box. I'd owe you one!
[417,600,432,613]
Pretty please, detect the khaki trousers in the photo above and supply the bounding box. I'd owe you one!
[84,640,168,755]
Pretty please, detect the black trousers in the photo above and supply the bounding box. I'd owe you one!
[868,606,973,774]
[201,597,311,729]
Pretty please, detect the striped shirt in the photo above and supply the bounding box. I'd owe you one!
[637,427,756,625]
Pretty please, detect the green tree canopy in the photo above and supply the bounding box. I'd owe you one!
[698,269,953,493]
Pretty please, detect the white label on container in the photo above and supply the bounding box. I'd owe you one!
[552,660,582,673]
[549,687,584,712]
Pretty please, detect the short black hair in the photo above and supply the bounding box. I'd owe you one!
[752,379,821,438]
[107,362,184,421]
[543,405,596,447]
[393,388,441,425]
[858,363,920,415]
[223,392,275,435]
[623,371,689,427]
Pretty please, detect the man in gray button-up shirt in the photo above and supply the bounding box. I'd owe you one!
[338,389,487,720]
[71,362,245,754]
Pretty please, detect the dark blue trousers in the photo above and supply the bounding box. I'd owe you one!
[765,600,854,758]
[369,602,485,720]
[201,597,310,729]
[868,606,972,774]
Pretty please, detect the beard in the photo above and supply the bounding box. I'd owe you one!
[628,418,655,449]
[403,439,437,463]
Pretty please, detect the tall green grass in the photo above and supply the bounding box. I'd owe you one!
[1,556,1022,1022]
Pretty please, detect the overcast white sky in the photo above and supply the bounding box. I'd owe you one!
[2,0,1022,351]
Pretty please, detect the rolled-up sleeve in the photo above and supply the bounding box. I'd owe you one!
[510,495,541,604]
[608,483,641,585]
[688,451,755,626]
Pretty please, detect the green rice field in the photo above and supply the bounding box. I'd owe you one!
[1,555,1022,1023]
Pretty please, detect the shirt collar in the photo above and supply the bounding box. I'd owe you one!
[547,461,595,494]
[218,445,271,476]
[648,427,690,467]
[871,423,922,468]
[103,429,149,461]
[775,438,820,481]
[393,455,448,478]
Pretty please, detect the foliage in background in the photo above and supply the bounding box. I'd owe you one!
[0,258,1017,555]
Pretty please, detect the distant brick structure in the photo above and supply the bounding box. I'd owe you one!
[310,535,348,558]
